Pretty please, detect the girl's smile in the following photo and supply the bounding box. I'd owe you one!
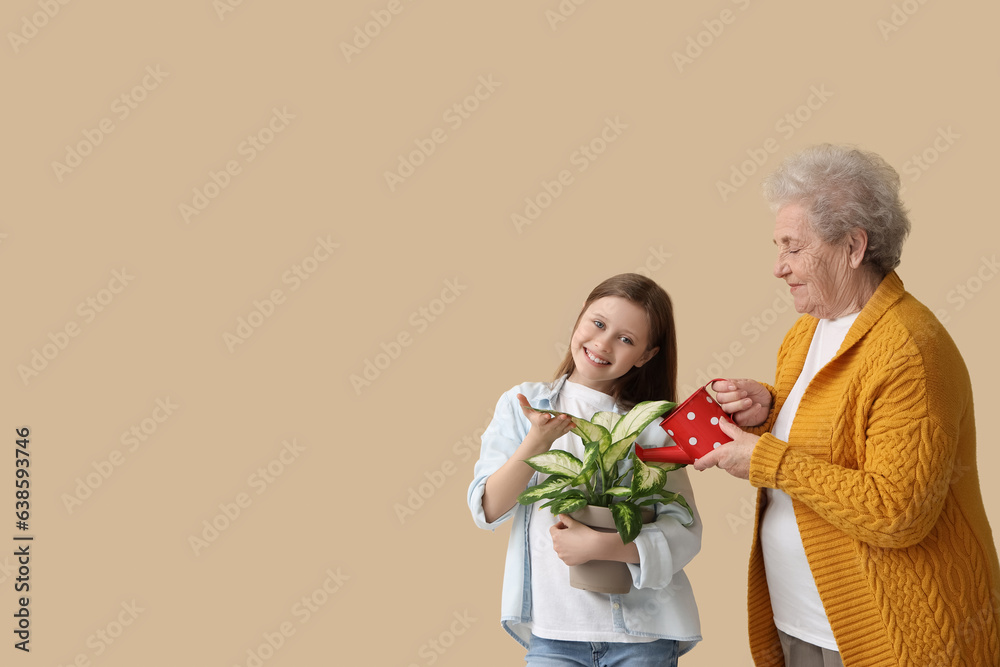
[583,347,611,366]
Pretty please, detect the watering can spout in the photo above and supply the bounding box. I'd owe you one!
[635,444,696,465]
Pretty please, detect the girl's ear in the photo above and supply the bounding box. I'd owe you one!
[634,346,659,368]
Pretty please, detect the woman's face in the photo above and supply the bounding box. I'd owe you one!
[772,204,861,319]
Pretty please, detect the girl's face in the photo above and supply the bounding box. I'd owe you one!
[567,296,659,394]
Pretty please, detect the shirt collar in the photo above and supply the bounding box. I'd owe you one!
[535,374,569,409]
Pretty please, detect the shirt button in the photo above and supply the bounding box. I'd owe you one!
[612,603,621,610]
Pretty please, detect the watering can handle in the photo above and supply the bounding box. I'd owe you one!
[703,378,729,393]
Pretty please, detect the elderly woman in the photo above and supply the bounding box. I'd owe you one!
[695,144,1000,666]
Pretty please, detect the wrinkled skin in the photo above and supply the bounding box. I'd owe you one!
[694,203,880,478]
[771,203,877,319]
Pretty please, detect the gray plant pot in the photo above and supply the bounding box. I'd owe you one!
[567,505,654,595]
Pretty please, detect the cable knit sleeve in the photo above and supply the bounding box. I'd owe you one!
[749,321,964,549]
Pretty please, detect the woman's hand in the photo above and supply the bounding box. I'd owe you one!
[692,418,758,479]
[517,393,575,455]
[711,379,772,427]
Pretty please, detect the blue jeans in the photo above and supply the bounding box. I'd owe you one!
[525,635,679,667]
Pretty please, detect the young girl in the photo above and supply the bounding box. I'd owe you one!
[468,273,701,666]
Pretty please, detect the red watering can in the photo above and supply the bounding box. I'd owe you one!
[635,379,733,465]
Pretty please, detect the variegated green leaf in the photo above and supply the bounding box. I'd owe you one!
[524,406,573,420]
[517,475,571,505]
[570,442,602,486]
[646,461,683,472]
[611,400,675,441]
[539,489,586,510]
[546,494,588,515]
[570,419,612,449]
[657,491,695,526]
[524,450,583,477]
[606,486,631,497]
[630,452,667,497]
[590,411,622,432]
[611,501,642,544]
[522,404,611,450]
[601,432,640,476]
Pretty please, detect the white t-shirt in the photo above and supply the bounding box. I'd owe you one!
[528,380,657,643]
[760,312,858,651]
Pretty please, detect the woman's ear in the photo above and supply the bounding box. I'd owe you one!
[635,346,659,368]
[846,228,868,269]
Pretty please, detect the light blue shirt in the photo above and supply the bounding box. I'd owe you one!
[467,375,702,652]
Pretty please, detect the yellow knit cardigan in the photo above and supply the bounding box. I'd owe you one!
[746,272,1000,666]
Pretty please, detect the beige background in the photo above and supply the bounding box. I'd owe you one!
[3,1,998,665]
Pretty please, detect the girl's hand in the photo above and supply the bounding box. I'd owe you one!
[550,514,600,566]
[711,379,772,427]
[480,394,576,523]
[517,393,575,451]
[692,418,757,479]
[551,514,642,565]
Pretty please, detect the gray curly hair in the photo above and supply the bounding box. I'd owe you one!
[762,144,911,277]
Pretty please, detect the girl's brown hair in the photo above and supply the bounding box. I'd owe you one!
[554,273,677,408]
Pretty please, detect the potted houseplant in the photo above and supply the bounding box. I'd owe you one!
[516,400,693,594]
